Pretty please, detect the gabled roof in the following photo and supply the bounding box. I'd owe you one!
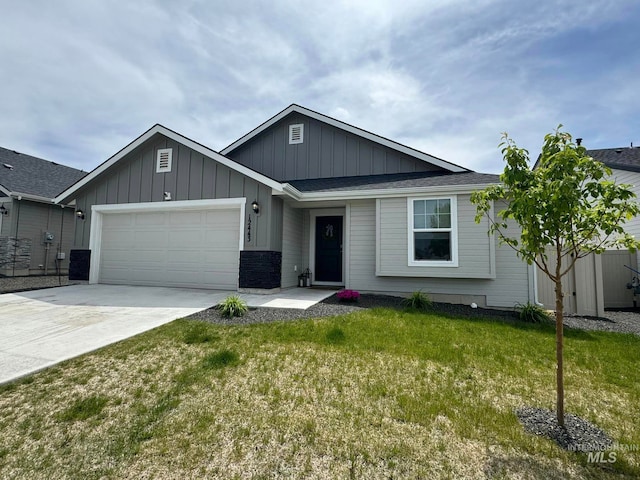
[54,124,283,204]
[220,104,469,174]
[0,146,86,199]
[587,146,640,173]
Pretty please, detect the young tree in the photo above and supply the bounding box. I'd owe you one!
[471,127,640,427]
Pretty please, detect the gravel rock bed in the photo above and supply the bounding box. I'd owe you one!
[0,275,69,294]
[564,310,640,336]
[187,292,640,336]
[516,406,613,452]
[186,293,520,325]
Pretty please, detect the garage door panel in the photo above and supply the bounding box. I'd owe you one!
[99,207,240,289]
[168,230,204,245]
[169,211,203,225]
[104,214,134,227]
[135,212,167,226]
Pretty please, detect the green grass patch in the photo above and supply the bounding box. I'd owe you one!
[0,309,638,479]
[56,395,109,422]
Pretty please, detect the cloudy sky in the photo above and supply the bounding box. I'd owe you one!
[1,0,638,174]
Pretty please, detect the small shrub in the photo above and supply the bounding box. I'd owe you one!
[402,291,432,311]
[336,289,360,302]
[202,349,239,369]
[218,295,248,318]
[516,302,552,323]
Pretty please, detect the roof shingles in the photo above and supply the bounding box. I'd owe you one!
[587,147,640,173]
[287,171,499,193]
[0,147,86,198]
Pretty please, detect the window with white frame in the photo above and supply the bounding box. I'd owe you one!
[408,197,458,266]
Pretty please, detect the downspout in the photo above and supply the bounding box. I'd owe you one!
[532,262,543,306]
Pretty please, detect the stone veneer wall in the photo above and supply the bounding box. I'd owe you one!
[0,236,32,272]
[239,251,282,289]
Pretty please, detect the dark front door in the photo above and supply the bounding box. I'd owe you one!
[315,216,343,283]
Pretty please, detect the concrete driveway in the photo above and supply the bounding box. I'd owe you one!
[0,284,224,384]
[0,284,336,384]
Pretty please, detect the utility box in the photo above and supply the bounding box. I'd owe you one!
[43,232,54,243]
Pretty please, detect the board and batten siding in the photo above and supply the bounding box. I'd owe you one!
[227,113,445,181]
[347,199,531,308]
[376,196,495,278]
[5,200,76,274]
[281,202,303,288]
[72,133,276,251]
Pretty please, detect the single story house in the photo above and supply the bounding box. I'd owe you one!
[537,144,640,314]
[0,147,86,276]
[55,105,536,308]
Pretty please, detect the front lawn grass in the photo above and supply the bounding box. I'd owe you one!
[1,308,638,479]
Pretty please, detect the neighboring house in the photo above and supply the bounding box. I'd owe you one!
[55,105,536,308]
[0,147,87,276]
[536,144,640,314]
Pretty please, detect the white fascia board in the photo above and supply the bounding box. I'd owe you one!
[221,104,468,173]
[92,197,246,214]
[9,191,55,203]
[281,182,499,202]
[54,125,283,204]
[0,184,11,196]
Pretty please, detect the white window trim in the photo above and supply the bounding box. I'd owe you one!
[156,148,173,173]
[407,196,458,267]
[289,124,304,144]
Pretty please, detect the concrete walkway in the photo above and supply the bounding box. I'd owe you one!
[0,284,335,384]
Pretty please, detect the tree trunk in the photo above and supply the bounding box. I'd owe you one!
[554,247,565,427]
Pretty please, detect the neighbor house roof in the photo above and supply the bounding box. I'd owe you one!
[220,104,469,174]
[0,147,86,200]
[587,146,640,173]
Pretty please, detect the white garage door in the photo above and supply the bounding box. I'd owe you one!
[98,208,240,289]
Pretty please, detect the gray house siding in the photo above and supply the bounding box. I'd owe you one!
[377,196,494,278]
[347,199,530,308]
[0,199,75,275]
[281,202,303,288]
[227,113,445,181]
[71,133,276,252]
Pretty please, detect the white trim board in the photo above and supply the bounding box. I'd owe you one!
[55,125,283,204]
[88,198,246,284]
[221,104,468,173]
[280,182,498,202]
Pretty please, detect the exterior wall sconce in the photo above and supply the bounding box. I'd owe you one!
[76,209,85,220]
[251,200,260,215]
[0,204,8,216]
[163,192,172,201]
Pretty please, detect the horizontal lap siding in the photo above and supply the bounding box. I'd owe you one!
[611,169,640,238]
[348,199,530,308]
[378,196,492,278]
[281,203,303,288]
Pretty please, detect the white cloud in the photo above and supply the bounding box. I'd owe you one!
[0,0,638,173]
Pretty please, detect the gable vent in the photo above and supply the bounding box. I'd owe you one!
[156,148,173,173]
[289,124,304,144]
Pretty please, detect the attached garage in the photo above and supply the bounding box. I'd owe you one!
[89,199,245,289]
